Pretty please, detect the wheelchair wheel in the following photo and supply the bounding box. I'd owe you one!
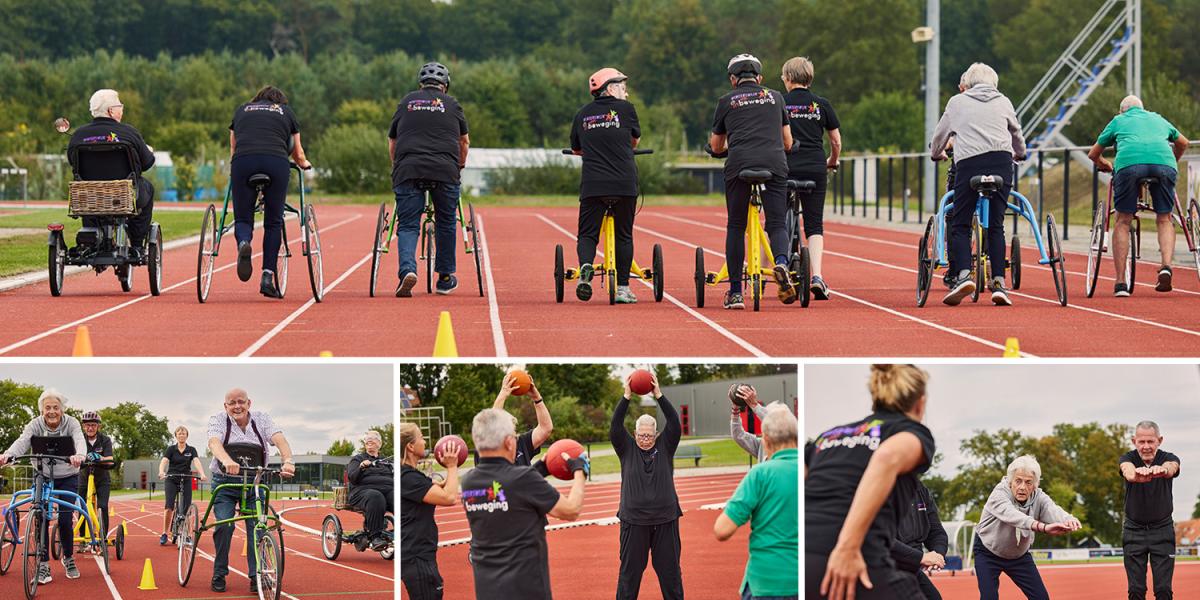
[115,524,124,560]
[116,262,133,293]
[1085,202,1106,298]
[693,247,705,308]
[304,205,324,302]
[321,515,343,561]
[608,268,617,305]
[0,507,17,574]
[148,224,163,296]
[49,521,59,560]
[1009,236,1021,290]
[369,202,389,297]
[1047,214,1067,306]
[256,532,283,600]
[48,230,66,297]
[197,204,218,303]
[1127,218,1139,295]
[24,509,43,600]
[792,248,811,308]
[177,504,199,586]
[278,220,290,298]
[652,243,664,302]
[469,203,484,297]
[423,221,435,294]
[916,216,935,307]
[751,274,761,312]
[970,215,983,303]
[554,244,565,303]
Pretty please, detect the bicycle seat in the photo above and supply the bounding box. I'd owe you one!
[248,173,272,189]
[788,179,816,192]
[738,169,774,184]
[414,180,440,191]
[969,174,1005,194]
[1137,177,1159,187]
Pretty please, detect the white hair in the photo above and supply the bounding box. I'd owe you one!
[761,402,798,445]
[961,63,999,89]
[362,430,383,444]
[1134,420,1160,435]
[1120,95,1143,113]
[1007,455,1041,485]
[472,408,516,451]
[635,414,657,431]
[38,389,67,412]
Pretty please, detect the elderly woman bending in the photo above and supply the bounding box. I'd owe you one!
[973,455,1081,600]
[347,430,394,550]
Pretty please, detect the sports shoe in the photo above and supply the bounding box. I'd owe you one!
[237,241,253,282]
[942,270,955,289]
[989,277,1012,306]
[575,264,594,301]
[435,274,458,295]
[159,533,168,546]
[810,275,830,300]
[942,271,976,306]
[773,263,797,304]
[615,285,637,304]
[248,578,259,594]
[723,291,745,310]
[260,270,283,299]
[369,534,391,552]
[211,576,226,593]
[37,563,52,584]
[1156,265,1173,292]
[62,556,80,579]
[395,272,417,297]
[1114,282,1131,297]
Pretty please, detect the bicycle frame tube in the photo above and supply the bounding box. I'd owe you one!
[602,214,616,274]
[1008,191,1051,263]
[217,183,234,248]
[935,189,1052,266]
[198,482,277,534]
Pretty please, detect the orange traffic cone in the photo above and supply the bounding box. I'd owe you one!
[72,326,93,357]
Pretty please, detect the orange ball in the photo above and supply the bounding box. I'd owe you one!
[509,369,532,396]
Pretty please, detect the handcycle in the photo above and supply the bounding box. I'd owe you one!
[554,148,663,304]
[163,473,201,547]
[197,163,323,302]
[369,181,484,297]
[1085,176,1200,297]
[916,165,1068,307]
[48,457,125,562]
[321,484,394,561]
[48,118,164,297]
[0,438,109,600]
[178,446,288,600]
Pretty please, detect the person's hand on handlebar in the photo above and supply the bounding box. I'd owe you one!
[0,454,9,467]
[294,158,312,170]
[1095,157,1114,173]
[931,152,948,162]
[281,462,296,478]
[222,460,241,476]
[70,454,84,468]
[197,471,208,482]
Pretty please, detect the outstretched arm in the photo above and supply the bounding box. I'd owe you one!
[610,394,632,456]
[530,381,553,448]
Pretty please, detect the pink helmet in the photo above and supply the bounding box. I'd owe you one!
[588,68,628,95]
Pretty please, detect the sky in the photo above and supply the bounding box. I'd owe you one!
[805,363,1200,522]
[0,363,394,455]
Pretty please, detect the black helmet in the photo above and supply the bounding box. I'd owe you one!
[727,53,762,78]
[418,62,451,89]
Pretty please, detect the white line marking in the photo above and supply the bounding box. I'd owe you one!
[94,552,125,600]
[476,212,508,357]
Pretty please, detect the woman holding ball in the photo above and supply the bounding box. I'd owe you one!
[400,422,461,600]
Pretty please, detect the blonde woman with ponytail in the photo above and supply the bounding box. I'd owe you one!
[805,365,936,600]
[399,422,461,600]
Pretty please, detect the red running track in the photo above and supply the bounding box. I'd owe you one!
[0,496,393,599]
[930,559,1200,599]
[3,203,1198,356]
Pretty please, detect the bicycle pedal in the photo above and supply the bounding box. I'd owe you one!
[705,273,717,284]
[564,268,577,279]
[641,269,653,279]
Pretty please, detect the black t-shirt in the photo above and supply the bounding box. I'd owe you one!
[388,88,469,186]
[399,464,438,563]
[784,87,839,174]
[346,452,394,491]
[163,444,199,475]
[80,434,114,486]
[712,82,790,180]
[68,117,156,179]
[1119,449,1181,526]
[229,102,300,160]
[461,457,561,600]
[570,96,642,199]
[473,429,539,467]
[610,396,684,525]
[805,411,935,569]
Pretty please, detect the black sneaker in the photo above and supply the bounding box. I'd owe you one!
[773,263,797,304]
[248,578,259,594]
[237,241,253,282]
[810,275,830,300]
[395,272,417,297]
[369,534,390,552]
[211,576,226,593]
[260,270,283,299]
[989,278,1012,306]
[942,270,955,289]
[576,264,594,301]
[942,273,976,306]
[1156,265,1172,292]
[723,291,745,310]
[1114,282,1131,297]
[159,533,168,546]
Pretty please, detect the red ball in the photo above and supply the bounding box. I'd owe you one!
[629,369,654,395]
[433,435,468,468]
[544,439,584,480]
[509,369,532,396]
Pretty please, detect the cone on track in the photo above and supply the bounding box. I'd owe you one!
[72,326,93,357]
[319,350,334,357]
[433,311,458,357]
[1003,337,1021,358]
[137,558,157,590]
[241,537,247,556]
[140,504,145,513]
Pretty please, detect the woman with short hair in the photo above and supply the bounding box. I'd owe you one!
[158,426,208,545]
[346,430,394,550]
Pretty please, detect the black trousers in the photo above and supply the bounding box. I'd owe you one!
[39,476,78,560]
[948,151,1012,278]
[725,175,789,293]
[82,179,154,246]
[348,486,393,536]
[788,168,827,238]
[916,570,942,600]
[617,519,683,600]
[972,537,1049,600]
[578,195,635,286]
[1123,522,1175,600]
[803,553,921,599]
[231,154,291,272]
[401,557,444,600]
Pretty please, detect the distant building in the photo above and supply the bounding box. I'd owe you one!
[121,453,353,493]
[1177,519,1200,546]
[659,373,797,437]
[461,148,573,195]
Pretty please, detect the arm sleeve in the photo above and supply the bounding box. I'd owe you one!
[890,540,924,573]
[456,101,469,135]
[925,494,949,555]
[206,414,223,443]
[135,131,156,171]
[387,111,401,140]
[288,108,300,134]
[3,421,37,458]
[930,102,955,157]
[609,397,631,456]
[712,100,728,135]
[984,485,1037,529]
[628,104,641,139]
[399,470,433,504]
[722,469,757,526]
[1165,119,1179,142]
[658,395,681,454]
[730,415,762,459]
[258,413,281,443]
[824,99,841,130]
[1005,99,1026,157]
[570,114,581,152]
[1033,491,1074,524]
[778,92,788,125]
[525,469,563,515]
[71,420,87,456]
[1165,452,1181,477]
[346,455,364,485]
[1096,119,1117,147]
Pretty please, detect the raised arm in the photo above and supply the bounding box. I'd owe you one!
[730,406,762,459]
[530,381,554,449]
[656,383,681,454]
[610,395,632,455]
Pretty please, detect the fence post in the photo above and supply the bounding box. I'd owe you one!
[852,159,858,217]
[1037,151,1045,223]
[902,156,909,222]
[918,156,924,222]
[1062,148,1070,240]
[875,156,881,219]
[888,157,894,222]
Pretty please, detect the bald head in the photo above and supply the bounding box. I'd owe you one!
[224,388,251,423]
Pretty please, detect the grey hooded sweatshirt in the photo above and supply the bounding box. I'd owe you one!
[975,476,1074,559]
[3,415,87,479]
[930,84,1027,163]
[731,403,768,462]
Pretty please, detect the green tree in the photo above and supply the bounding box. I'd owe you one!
[326,439,354,456]
[98,402,171,462]
[527,364,621,410]
[0,379,41,447]
[1193,492,1200,519]
[373,423,394,458]
[842,91,924,152]
[312,124,391,193]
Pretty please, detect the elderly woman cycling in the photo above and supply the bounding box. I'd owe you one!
[346,430,394,551]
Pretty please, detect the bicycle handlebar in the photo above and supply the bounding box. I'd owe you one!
[561,149,654,156]
[10,454,76,464]
[290,162,312,171]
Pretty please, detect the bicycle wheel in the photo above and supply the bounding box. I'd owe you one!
[304,205,324,302]
[48,231,65,297]
[652,243,664,302]
[607,268,617,305]
[1085,202,1106,297]
[1127,218,1139,294]
[115,525,124,560]
[48,522,59,560]
[321,515,342,560]
[23,509,43,600]
[469,203,483,297]
[148,224,163,296]
[369,203,389,297]
[99,530,110,575]
[795,247,812,308]
[751,274,761,312]
[0,507,17,574]
[177,504,199,586]
[553,244,565,303]
[916,216,935,307]
[116,262,133,292]
[423,221,435,294]
[970,216,983,303]
[1047,214,1067,306]
[256,530,283,600]
[693,247,705,308]
[277,220,290,298]
[197,204,218,303]
[1009,236,1022,290]
[1189,199,1200,279]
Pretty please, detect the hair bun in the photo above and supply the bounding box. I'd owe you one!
[871,364,895,374]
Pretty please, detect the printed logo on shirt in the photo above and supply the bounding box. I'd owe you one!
[583,110,621,131]
[407,98,446,113]
[462,480,509,513]
[730,89,777,109]
[82,132,120,144]
[245,103,285,116]
[812,419,885,453]
[916,501,927,512]
[787,103,821,121]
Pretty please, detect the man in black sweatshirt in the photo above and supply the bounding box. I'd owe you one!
[610,372,683,600]
[891,478,949,600]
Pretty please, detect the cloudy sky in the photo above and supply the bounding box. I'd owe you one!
[805,363,1200,522]
[0,363,394,455]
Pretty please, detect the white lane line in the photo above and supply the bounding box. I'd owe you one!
[94,553,125,600]
[0,213,361,356]
[534,214,766,357]
[476,212,508,357]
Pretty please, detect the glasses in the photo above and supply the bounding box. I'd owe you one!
[225,399,249,406]
[635,433,655,440]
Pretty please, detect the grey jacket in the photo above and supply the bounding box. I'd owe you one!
[3,415,87,479]
[931,84,1026,163]
[731,404,768,462]
[976,477,1074,559]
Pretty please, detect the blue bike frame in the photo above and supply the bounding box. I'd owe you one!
[933,189,1053,268]
[4,477,96,546]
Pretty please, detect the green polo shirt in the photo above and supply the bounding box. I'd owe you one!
[723,446,798,596]
[1095,107,1180,173]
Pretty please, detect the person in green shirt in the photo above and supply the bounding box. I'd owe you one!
[714,402,799,600]
[1088,95,1190,296]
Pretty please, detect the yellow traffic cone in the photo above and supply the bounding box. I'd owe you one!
[140,504,145,513]
[137,558,157,590]
[319,350,334,357]
[432,311,458,357]
[241,536,247,556]
[1003,337,1021,358]
[72,326,93,357]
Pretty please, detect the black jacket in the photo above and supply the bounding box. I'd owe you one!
[891,480,949,572]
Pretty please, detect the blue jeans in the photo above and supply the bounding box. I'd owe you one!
[1113,163,1177,214]
[211,475,264,579]
[394,180,460,278]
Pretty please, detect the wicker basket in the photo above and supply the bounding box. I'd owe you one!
[332,486,348,510]
[68,179,137,217]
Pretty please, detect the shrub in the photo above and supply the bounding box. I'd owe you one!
[312,124,391,194]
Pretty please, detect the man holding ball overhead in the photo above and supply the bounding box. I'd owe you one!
[473,369,554,467]
[611,370,684,600]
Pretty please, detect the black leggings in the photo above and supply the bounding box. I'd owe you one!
[578,196,635,285]
[231,154,291,272]
[401,557,444,600]
[948,151,1012,278]
[789,169,827,238]
[725,175,789,293]
[348,486,393,536]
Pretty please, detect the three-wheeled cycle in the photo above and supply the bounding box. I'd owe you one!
[369,183,484,297]
[320,484,394,561]
[49,457,125,562]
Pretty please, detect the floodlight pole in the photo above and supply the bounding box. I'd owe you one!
[923,0,940,211]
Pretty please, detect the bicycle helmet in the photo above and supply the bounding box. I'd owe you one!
[727,53,762,78]
[588,68,628,96]
[81,411,101,423]
[418,62,451,89]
